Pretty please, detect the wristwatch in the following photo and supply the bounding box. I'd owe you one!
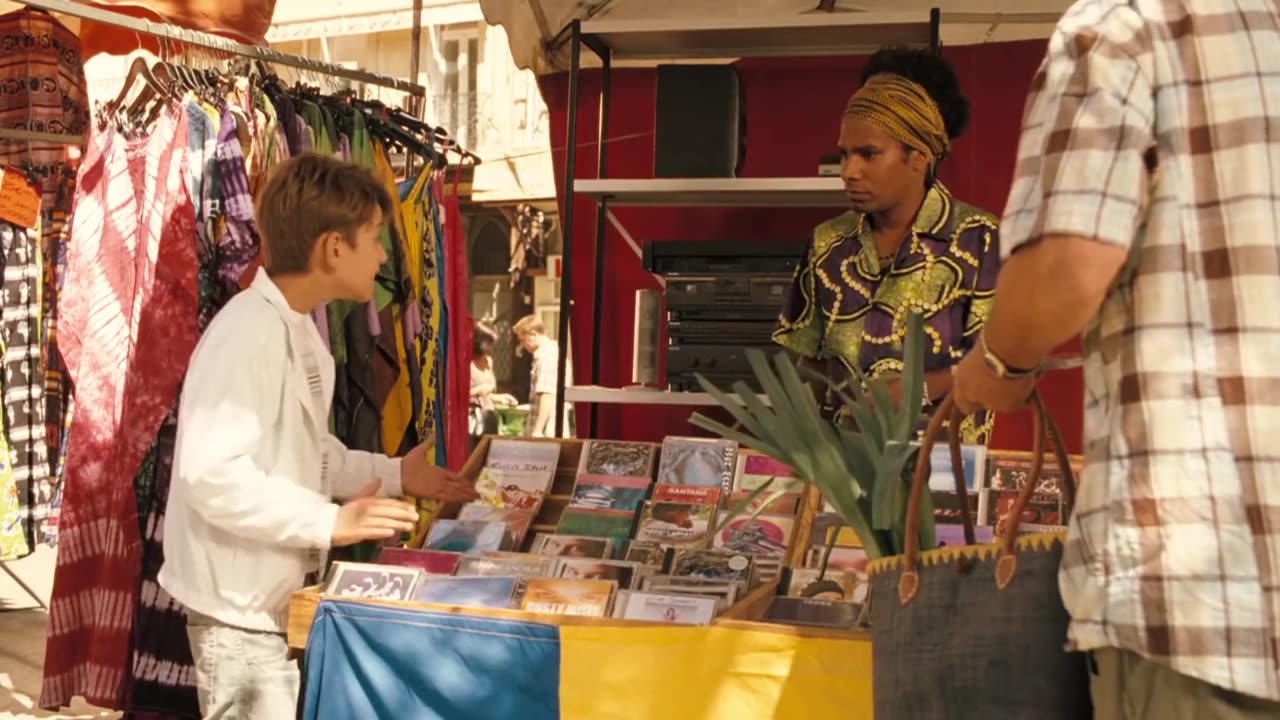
[980,332,1040,379]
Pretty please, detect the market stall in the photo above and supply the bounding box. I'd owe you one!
[283,4,1083,718]
[288,434,877,720]
[287,413,1080,718]
[1,1,478,714]
[3,1,1085,718]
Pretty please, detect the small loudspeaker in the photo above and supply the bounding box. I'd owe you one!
[632,289,662,386]
[654,64,746,178]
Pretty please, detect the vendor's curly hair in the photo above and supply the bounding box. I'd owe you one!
[860,47,971,141]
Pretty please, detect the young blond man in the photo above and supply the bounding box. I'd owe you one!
[512,314,571,437]
[158,153,478,718]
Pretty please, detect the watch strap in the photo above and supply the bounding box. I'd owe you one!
[980,333,1040,379]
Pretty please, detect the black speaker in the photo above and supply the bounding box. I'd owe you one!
[654,64,746,178]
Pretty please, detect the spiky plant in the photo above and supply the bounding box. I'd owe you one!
[689,312,934,559]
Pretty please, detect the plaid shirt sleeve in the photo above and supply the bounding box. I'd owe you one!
[1000,2,1155,257]
[999,0,1280,702]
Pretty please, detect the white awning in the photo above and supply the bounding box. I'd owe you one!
[469,147,556,204]
[478,0,1074,76]
[267,0,484,42]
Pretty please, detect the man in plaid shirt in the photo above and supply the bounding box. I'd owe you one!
[953,1,1280,716]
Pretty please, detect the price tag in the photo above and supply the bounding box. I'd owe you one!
[0,167,40,230]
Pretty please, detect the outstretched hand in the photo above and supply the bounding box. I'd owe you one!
[332,479,417,547]
[400,440,480,503]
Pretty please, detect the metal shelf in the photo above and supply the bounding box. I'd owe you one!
[575,177,846,208]
[580,12,934,60]
[566,385,772,407]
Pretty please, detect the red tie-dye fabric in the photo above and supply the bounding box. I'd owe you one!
[40,104,199,711]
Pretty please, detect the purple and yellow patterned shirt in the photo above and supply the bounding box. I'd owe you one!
[774,183,1001,443]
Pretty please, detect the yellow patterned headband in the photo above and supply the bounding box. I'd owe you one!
[844,72,949,164]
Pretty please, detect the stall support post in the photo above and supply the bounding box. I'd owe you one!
[553,20,582,438]
[929,7,941,53]
[584,36,611,439]
[406,0,425,178]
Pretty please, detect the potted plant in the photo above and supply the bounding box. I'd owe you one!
[688,312,934,560]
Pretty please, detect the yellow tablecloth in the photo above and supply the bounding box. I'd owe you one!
[560,624,873,719]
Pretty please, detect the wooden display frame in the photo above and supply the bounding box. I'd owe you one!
[286,434,848,651]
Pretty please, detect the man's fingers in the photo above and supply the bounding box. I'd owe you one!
[356,478,382,498]
[364,499,420,523]
[363,516,416,533]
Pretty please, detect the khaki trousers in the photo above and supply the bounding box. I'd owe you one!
[1091,647,1280,720]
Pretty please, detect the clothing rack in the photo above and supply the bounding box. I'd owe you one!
[0,560,46,610]
[0,127,85,145]
[13,0,426,98]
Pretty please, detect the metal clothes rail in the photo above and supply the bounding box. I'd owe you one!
[0,128,86,145]
[13,0,426,97]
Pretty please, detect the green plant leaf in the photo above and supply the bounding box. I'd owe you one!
[896,312,927,440]
[872,442,903,531]
[867,379,896,438]
[825,490,885,559]
[796,364,886,462]
[702,478,777,550]
[748,350,798,420]
[795,365,860,410]
[730,380,791,455]
[744,351,808,463]
[846,393,888,458]
[689,318,934,561]
[688,412,784,461]
[776,359,871,529]
[834,431,875,497]
[692,374,783,455]
[773,353,844,473]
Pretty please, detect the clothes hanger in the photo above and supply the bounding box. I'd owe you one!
[120,38,184,132]
[103,54,168,129]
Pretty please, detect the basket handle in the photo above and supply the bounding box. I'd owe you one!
[897,391,1077,605]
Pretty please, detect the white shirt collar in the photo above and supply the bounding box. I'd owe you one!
[251,267,308,321]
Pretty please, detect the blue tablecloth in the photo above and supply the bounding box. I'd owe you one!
[302,600,561,720]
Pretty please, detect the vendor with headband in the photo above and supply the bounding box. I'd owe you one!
[774,47,1000,444]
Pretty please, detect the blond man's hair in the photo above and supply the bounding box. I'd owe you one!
[512,314,546,339]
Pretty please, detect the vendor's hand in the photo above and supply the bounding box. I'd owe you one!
[332,480,418,546]
[492,393,518,407]
[951,349,1037,415]
[400,440,480,503]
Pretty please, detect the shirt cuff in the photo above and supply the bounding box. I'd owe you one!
[376,456,403,498]
[307,502,341,551]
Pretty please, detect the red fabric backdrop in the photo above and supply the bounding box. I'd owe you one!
[537,39,1083,454]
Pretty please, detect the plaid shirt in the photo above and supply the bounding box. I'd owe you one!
[1001,0,1280,700]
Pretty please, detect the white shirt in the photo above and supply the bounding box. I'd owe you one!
[158,269,402,632]
[529,339,571,437]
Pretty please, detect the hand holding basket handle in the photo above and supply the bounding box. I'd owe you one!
[898,390,1077,605]
[867,384,1091,720]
